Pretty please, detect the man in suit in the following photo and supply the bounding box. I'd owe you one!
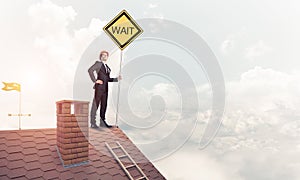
[88,50,121,128]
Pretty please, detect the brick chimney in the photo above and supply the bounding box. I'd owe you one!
[56,100,89,167]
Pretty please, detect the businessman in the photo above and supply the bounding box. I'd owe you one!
[88,50,121,128]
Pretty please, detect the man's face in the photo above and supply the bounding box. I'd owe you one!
[100,53,108,61]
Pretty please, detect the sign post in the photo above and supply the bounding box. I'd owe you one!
[103,10,143,126]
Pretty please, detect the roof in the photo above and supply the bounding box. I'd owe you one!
[0,128,166,180]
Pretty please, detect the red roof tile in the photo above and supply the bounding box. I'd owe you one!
[5,132,20,140]
[0,138,5,144]
[22,147,38,155]
[7,167,27,178]
[0,166,9,176]
[23,154,39,163]
[44,169,60,179]
[6,145,23,153]
[24,160,41,171]
[0,175,10,180]
[25,168,44,179]
[7,159,26,170]
[21,141,36,148]
[0,128,166,179]
[7,152,23,161]
[0,158,8,168]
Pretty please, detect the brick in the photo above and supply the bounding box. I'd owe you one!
[62,143,78,149]
[58,116,72,122]
[57,114,74,117]
[71,159,81,164]
[77,122,88,128]
[59,148,71,155]
[57,116,63,121]
[81,109,89,114]
[58,127,72,133]
[77,131,85,137]
[77,152,88,158]
[58,132,78,139]
[73,117,88,122]
[61,153,77,160]
[57,122,78,128]
[79,130,88,136]
[63,160,72,165]
[77,142,89,148]
[71,147,89,154]
[60,147,88,155]
[82,104,88,109]
[62,103,71,109]
[71,117,77,122]
[71,157,88,164]
[58,137,71,144]
[71,137,88,143]
[62,108,71,114]
[71,127,81,133]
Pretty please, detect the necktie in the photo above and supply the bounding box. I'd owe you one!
[104,63,108,73]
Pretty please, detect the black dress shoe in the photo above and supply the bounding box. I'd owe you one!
[100,119,112,128]
[90,124,99,128]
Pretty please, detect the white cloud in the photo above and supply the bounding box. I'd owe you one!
[145,83,181,107]
[143,11,164,19]
[156,148,244,180]
[280,120,300,137]
[215,66,300,141]
[0,0,107,130]
[144,2,164,19]
[28,0,77,36]
[122,66,300,162]
[221,28,247,54]
[178,66,300,180]
[28,0,105,87]
[221,39,235,54]
[127,83,182,113]
[228,66,300,113]
[245,40,272,60]
[221,30,272,61]
[148,3,158,9]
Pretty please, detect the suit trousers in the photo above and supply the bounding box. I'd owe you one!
[90,88,108,125]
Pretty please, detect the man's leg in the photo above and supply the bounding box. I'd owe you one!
[99,92,112,127]
[99,92,108,120]
[90,90,100,126]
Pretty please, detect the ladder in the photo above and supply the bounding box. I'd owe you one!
[105,141,149,180]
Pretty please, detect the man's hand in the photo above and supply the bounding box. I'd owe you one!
[96,80,103,84]
[118,75,122,81]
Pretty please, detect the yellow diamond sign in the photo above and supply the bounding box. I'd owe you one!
[103,10,143,50]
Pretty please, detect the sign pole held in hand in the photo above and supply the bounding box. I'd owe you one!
[103,10,143,126]
[115,50,123,126]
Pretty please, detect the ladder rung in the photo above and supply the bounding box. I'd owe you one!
[136,176,146,180]
[125,164,136,169]
[118,154,128,158]
[111,146,121,149]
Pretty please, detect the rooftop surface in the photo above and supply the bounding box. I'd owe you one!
[0,127,165,179]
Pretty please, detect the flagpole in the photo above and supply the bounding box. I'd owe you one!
[115,50,123,126]
[19,91,21,130]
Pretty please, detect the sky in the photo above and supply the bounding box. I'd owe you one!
[1,0,300,179]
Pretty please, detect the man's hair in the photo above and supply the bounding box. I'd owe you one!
[99,50,109,59]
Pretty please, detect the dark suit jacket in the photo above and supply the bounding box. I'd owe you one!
[88,61,118,92]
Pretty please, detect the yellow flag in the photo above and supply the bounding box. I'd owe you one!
[2,82,21,92]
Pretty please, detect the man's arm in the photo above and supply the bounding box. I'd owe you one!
[108,75,121,82]
[108,77,118,82]
[88,62,100,83]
